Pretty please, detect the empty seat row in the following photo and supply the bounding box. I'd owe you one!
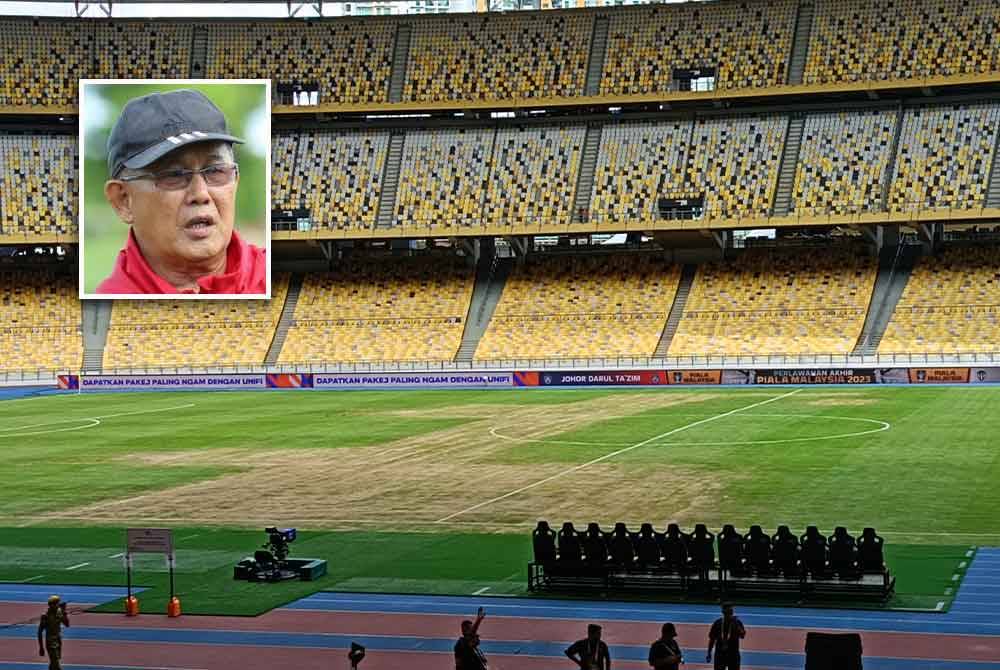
[880,245,1000,353]
[7,101,1000,241]
[404,12,591,102]
[3,3,1000,108]
[806,0,1000,85]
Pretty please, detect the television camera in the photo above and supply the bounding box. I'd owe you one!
[233,527,299,582]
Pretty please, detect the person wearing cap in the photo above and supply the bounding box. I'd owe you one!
[37,595,69,670]
[566,624,611,670]
[97,88,266,295]
[648,623,682,670]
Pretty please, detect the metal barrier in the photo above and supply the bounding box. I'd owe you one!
[5,351,1000,384]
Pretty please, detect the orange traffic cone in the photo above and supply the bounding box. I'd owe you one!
[125,596,139,617]
[167,596,181,617]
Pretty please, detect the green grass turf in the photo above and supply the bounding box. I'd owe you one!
[0,527,970,615]
[0,386,997,614]
[489,387,1000,537]
[0,390,584,517]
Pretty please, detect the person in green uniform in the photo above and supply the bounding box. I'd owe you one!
[37,595,69,670]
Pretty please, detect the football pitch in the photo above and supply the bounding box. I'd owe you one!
[0,385,993,615]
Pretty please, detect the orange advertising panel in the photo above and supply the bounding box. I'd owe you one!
[667,370,722,385]
[908,368,970,383]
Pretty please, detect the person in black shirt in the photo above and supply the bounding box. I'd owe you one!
[566,623,611,670]
[706,603,746,670]
[454,607,487,670]
[648,622,682,670]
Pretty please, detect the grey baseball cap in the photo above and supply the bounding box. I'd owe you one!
[107,89,244,178]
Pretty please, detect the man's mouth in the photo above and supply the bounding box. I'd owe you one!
[183,216,217,240]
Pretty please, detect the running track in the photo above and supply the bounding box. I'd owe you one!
[1,550,999,669]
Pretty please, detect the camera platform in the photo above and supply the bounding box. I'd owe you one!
[232,527,327,583]
[233,557,328,582]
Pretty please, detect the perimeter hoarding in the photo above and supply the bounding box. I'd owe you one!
[971,367,1000,383]
[907,368,970,383]
[312,373,513,388]
[50,367,1000,393]
[525,370,668,386]
[731,369,880,385]
[63,373,513,391]
[513,370,721,386]
[78,374,266,390]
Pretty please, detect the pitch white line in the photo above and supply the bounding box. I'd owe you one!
[109,552,124,559]
[0,403,195,439]
[92,403,196,420]
[436,389,803,523]
[18,575,44,583]
[490,413,890,448]
[65,562,90,571]
[472,587,490,595]
[0,418,100,437]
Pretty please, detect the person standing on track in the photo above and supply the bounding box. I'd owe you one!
[648,622,683,669]
[37,595,69,670]
[455,606,488,670]
[566,623,611,670]
[706,603,746,670]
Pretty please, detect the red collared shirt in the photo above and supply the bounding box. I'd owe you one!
[96,228,266,295]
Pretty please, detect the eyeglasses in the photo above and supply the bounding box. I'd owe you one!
[119,163,239,191]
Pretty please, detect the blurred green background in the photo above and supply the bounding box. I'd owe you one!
[81,81,269,294]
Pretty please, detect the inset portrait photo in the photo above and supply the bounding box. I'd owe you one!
[79,80,270,298]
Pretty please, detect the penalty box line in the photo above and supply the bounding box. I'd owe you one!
[436,388,804,523]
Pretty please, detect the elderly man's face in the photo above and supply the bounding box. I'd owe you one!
[118,142,238,269]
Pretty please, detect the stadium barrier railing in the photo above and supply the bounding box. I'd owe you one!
[270,200,1000,238]
[6,350,1000,383]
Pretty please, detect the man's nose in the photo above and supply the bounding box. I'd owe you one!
[184,171,212,201]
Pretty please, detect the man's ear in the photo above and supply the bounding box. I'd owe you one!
[104,180,134,225]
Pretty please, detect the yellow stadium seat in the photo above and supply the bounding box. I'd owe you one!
[0,271,82,371]
[102,274,289,369]
[475,254,680,360]
[600,1,797,96]
[404,13,591,102]
[668,247,876,356]
[880,246,1000,354]
[279,257,473,363]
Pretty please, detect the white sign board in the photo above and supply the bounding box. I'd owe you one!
[126,528,174,556]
